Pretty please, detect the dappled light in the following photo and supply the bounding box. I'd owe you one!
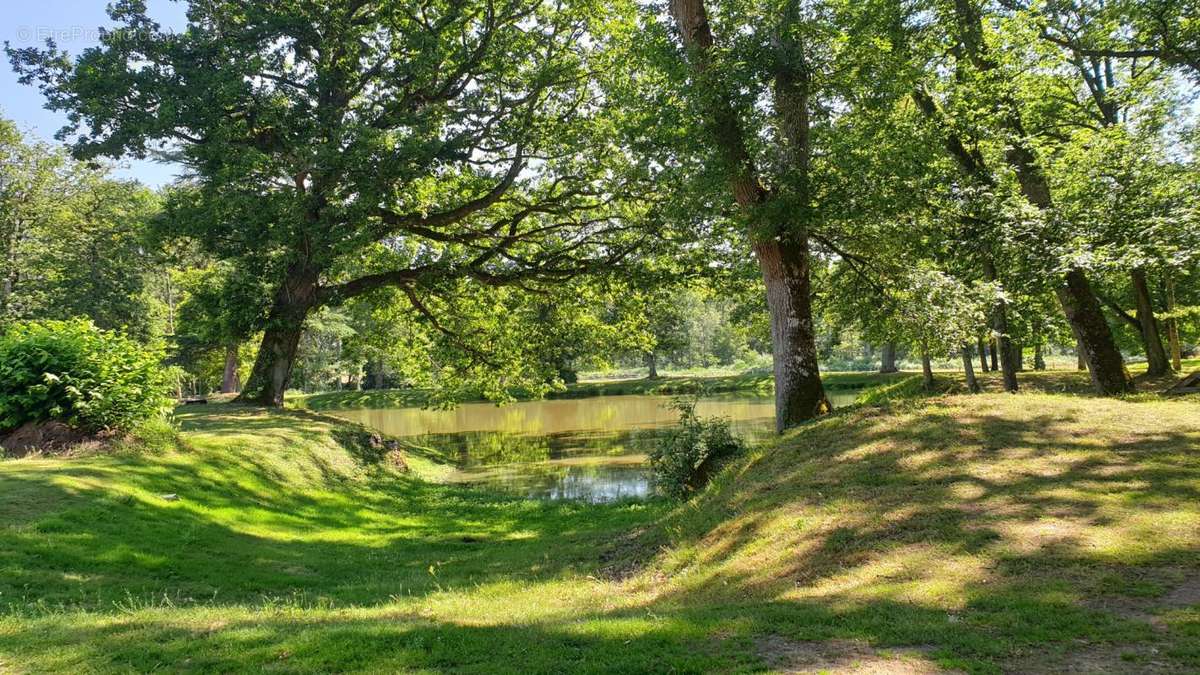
[3,387,1199,671]
[1,0,1198,670]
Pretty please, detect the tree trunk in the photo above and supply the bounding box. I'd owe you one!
[238,265,320,407]
[989,337,999,372]
[669,0,827,433]
[757,239,829,432]
[369,359,385,389]
[1131,268,1170,376]
[1076,336,1087,370]
[921,346,935,391]
[1034,343,1046,371]
[962,344,981,393]
[0,276,12,318]
[1014,343,1024,372]
[645,352,660,379]
[1056,269,1133,395]
[983,260,1018,392]
[1167,275,1183,372]
[978,336,989,372]
[879,341,899,373]
[221,343,241,394]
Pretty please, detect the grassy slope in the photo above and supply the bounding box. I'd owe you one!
[0,368,1198,673]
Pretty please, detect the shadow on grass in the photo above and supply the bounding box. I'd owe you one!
[2,390,1199,672]
[0,407,660,614]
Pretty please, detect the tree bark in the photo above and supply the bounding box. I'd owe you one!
[669,0,828,432]
[371,359,386,390]
[962,344,981,393]
[989,337,999,372]
[1014,343,1024,372]
[880,341,899,373]
[757,238,829,431]
[921,346,935,391]
[983,260,1018,392]
[1034,343,1046,371]
[645,352,660,379]
[1167,275,1183,372]
[978,336,989,372]
[1131,268,1170,376]
[221,343,241,394]
[1057,270,1133,394]
[238,264,320,407]
[0,276,12,318]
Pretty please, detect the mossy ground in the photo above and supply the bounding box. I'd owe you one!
[1,364,1198,673]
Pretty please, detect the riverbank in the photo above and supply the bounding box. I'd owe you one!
[2,370,1199,672]
[293,358,1198,412]
[293,369,910,411]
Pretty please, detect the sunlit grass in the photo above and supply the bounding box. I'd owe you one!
[2,371,1199,672]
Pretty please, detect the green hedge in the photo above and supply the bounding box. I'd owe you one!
[0,319,173,433]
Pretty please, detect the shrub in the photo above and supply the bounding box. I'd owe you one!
[649,397,745,500]
[0,319,173,433]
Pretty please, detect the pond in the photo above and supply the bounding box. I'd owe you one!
[332,390,860,503]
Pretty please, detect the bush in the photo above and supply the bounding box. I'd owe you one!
[0,319,174,433]
[649,398,745,500]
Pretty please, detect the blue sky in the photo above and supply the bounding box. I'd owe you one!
[1,1,188,187]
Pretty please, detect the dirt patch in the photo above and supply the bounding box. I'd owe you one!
[756,636,956,674]
[0,421,110,458]
[1160,576,1200,608]
[1085,571,1200,631]
[1005,642,1176,674]
[383,448,409,471]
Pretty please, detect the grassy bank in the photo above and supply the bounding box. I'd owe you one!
[294,369,910,411]
[292,359,1200,412]
[2,371,1199,672]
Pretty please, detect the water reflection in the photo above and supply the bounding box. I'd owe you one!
[332,392,856,503]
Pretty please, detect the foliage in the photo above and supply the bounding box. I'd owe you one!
[649,397,745,500]
[8,0,658,404]
[0,120,161,337]
[891,268,999,358]
[0,319,173,433]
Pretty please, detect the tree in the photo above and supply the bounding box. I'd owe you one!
[1025,0,1200,85]
[619,286,692,379]
[174,262,268,394]
[660,0,915,429]
[890,268,995,392]
[664,0,834,431]
[913,0,1133,395]
[1014,1,1192,376]
[11,0,649,407]
[0,119,160,337]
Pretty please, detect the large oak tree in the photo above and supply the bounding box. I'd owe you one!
[11,0,648,406]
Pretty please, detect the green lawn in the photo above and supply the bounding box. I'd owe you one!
[2,368,1199,672]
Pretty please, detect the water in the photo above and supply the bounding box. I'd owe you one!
[333,390,859,503]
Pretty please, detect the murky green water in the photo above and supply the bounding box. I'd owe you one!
[333,390,858,502]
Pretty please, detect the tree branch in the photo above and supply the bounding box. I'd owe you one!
[376,145,524,236]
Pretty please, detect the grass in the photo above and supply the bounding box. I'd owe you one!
[1,365,1199,672]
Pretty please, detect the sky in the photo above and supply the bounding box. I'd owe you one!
[1,0,188,188]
